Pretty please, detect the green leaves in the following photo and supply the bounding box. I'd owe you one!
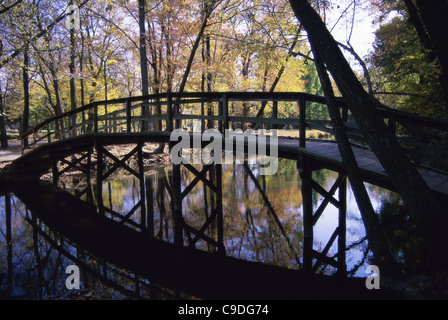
[369,12,445,118]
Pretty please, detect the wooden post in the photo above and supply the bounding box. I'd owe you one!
[86,148,94,204]
[126,99,132,133]
[218,96,223,133]
[174,95,180,130]
[51,150,59,185]
[5,194,12,296]
[146,175,154,238]
[299,96,306,148]
[172,163,183,247]
[338,173,347,276]
[104,103,108,133]
[167,93,173,132]
[222,94,229,132]
[94,103,99,134]
[68,113,72,138]
[216,164,224,254]
[82,110,86,134]
[300,156,313,273]
[47,124,51,143]
[272,100,278,129]
[96,145,104,215]
[137,142,146,231]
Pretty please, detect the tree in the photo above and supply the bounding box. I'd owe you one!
[0,82,8,149]
[288,0,448,268]
[177,0,221,94]
[0,0,36,146]
[368,4,445,118]
[312,41,396,271]
[0,0,90,69]
[138,0,150,131]
[371,0,448,117]
[69,0,78,135]
[22,45,30,145]
[0,0,23,15]
[31,2,66,137]
[407,0,448,116]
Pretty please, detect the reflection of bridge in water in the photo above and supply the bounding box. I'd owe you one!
[6,181,343,299]
[6,92,448,298]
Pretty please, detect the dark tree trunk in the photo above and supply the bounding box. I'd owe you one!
[0,91,7,149]
[69,0,78,136]
[251,29,301,127]
[203,34,214,130]
[22,47,30,147]
[175,1,217,129]
[138,0,149,131]
[312,45,396,273]
[288,0,448,268]
[177,3,215,95]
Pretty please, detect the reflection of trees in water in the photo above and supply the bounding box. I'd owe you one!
[176,159,305,269]
[306,169,428,277]
[64,160,421,277]
[0,196,74,298]
[154,169,175,242]
[0,195,186,299]
[8,157,431,299]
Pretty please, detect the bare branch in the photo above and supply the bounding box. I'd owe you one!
[0,0,22,15]
[0,0,90,69]
[337,41,373,95]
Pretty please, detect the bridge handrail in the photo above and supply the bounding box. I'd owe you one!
[21,92,448,137]
[20,91,448,171]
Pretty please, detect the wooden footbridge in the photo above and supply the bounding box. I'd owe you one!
[8,91,448,299]
[14,91,448,198]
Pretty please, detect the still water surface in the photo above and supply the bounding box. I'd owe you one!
[0,158,421,299]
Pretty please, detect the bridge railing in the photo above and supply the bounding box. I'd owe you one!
[20,92,328,150]
[20,91,448,172]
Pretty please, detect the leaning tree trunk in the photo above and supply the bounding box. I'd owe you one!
[288,0,448,268]
[312,45,397,273]
[175,1,218,129]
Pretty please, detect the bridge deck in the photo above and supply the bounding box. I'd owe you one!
[280,139,448,197]
[12,132,448,198]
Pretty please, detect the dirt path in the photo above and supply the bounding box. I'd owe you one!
[0,140,22,165]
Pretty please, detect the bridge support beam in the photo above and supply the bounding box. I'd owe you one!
[299,157,347,276]
[169,157,225,254]
[50,147,94,203]
[94,142,147,230]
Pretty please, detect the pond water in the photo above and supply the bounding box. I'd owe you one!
[0,156,427,299]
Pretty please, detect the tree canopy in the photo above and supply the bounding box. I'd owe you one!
[1,0,446,131]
